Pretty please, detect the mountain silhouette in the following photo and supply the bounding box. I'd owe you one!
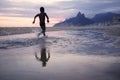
[92,12,120,23]
[54,12,120,27]
[54,12,94,27]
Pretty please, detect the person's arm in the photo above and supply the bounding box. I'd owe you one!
[35,52,40,61]
[45,13,49,23]
[32,14,39,24]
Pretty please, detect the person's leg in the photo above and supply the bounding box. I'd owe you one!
[42,27,46,36]
[37,23,42,37]
[41,23,46,36]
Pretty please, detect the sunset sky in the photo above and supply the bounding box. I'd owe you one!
[0,0,120,27]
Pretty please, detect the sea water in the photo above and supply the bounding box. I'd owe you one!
[0,28,120,56]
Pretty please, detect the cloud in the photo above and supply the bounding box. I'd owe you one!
[0,0,46,17]
[0,0,120,18]
[53,0,120,17]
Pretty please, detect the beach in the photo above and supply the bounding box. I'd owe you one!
[0,25,120,80]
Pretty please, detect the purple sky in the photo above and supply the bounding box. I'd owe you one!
[0,0,120,27]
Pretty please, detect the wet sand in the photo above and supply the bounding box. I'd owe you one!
[0,46,120,80]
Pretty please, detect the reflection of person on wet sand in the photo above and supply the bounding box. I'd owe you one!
[35,48,50,67]
[35,38,50,67]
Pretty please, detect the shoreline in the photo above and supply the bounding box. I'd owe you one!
[0,24,120,36]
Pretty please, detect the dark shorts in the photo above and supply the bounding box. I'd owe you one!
[40,22,46,32]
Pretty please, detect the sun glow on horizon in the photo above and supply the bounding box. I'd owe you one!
[0,16,64,27]
[0,0,67,27]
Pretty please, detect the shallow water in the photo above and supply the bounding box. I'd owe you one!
[0,28,120,56]
[0,28,120,80]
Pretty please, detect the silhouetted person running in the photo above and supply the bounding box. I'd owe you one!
[33,7,49,37]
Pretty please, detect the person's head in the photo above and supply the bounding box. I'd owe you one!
[40,7,44,13]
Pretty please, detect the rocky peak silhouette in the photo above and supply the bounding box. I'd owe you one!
[76,12,85,18]
[54,11,120,27]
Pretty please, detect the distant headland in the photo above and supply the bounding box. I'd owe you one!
[54,12,120,27]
